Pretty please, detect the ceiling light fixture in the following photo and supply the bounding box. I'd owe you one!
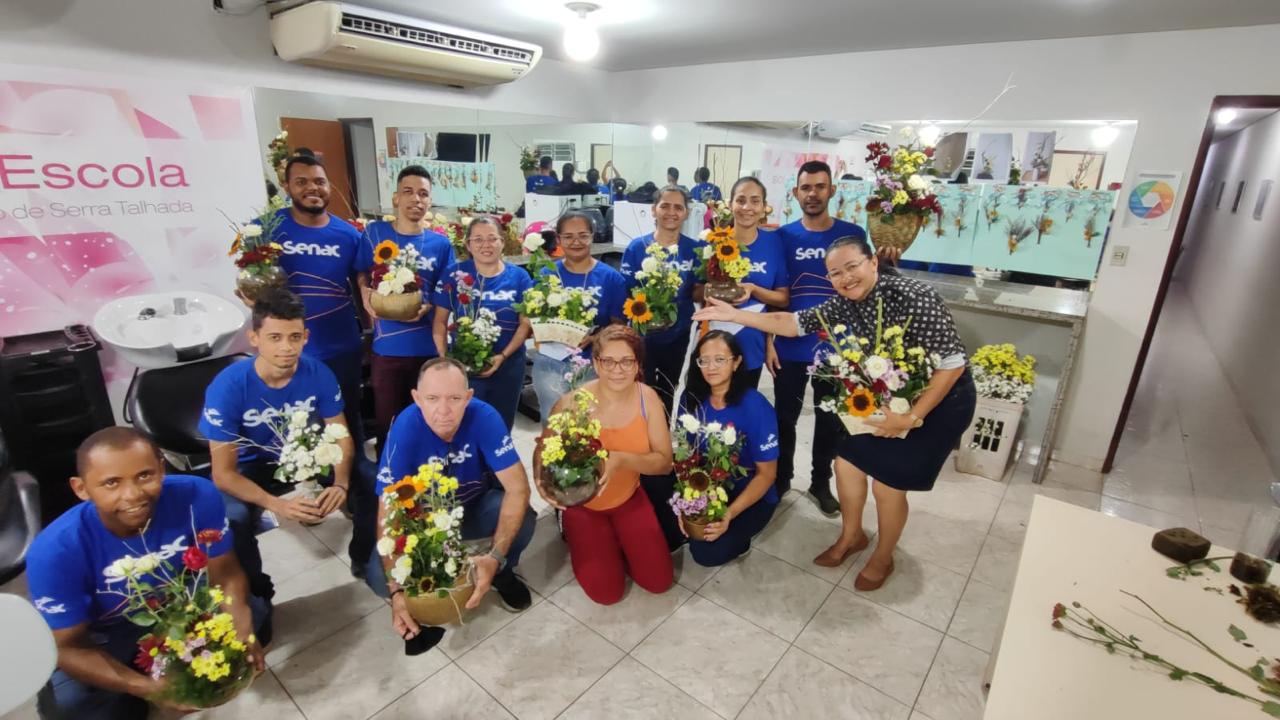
[1091,124,1119,148]
[563,2,601,62]
[651,124,668,141]
[1215,108,1239,125]
[918,124,942,146]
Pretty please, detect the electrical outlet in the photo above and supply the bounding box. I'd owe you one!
[1110,245,1130,267]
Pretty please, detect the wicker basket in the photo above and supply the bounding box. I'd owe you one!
[370,291,423,321]
[954,396,1024,480]
[403,579,475,627]
[531,318,590,347]
[866,209,925,253]
[839,412,909,439]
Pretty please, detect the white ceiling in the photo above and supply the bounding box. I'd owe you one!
[348,0,1280,71]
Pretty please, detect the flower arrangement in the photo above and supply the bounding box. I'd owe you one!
[970,344,1036,404]
[808,298,938,437]
[377,462,474,625]
[226,199,287,302]
[864,132,942,256]
[369,239,426,321]
[562,352,594,390]
[519,145,540,174]
[669,414,748,539]
[107,526,255,708]
[540,389,608,507]
[267,130,289,186]
[624,242,683,333]
[697,226,751,303]
[1005,217,1034,255]
[442,269,503,374]
[513,234,598,347]
[272,410,350,497]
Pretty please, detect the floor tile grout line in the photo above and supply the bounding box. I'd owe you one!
[357,658,457,720]
[265,666,310,720]
[267,595,388,671]
[450,656,527,720]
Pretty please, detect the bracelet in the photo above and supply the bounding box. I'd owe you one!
[389,588,404,598]
[332,485,348,494]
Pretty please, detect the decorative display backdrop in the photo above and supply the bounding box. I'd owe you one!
[384,157,496,210]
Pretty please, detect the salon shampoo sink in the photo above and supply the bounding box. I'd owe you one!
[91,291,245,368]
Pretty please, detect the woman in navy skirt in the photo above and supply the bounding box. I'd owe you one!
[694,234,975,591]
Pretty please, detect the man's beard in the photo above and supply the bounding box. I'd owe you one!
[295,202,326,215]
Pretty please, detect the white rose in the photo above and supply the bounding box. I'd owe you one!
[889,397,911,415]
[547,292,566,307]
[390,563,412,585]
[702,246,714,259]
[240,224,263,238]
[445,558,458,577]
[826,353,842,366]
[433,512,452,531]
[722,426,737,446]
[523,232,544,252]
[394,267,415,286]
[863,355,890,379]
[698,229,712,240]
[641,256,660,273]
[133,553,160,574]
[376,282,394,296]
[290,410,309,428]
[376,537,395,556]
[313,442,344,467]
[907,175,928,192]
[460,216,474,227]
[679,414,700,434]
[323,424,350,441]
[705,422,722,434]
[105,557,135,579]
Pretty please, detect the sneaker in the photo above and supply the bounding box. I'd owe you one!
[808,489,840,517]
[492,568,533,612]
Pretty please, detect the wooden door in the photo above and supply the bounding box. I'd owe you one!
[279,117,357,219]
[704,144,742,189]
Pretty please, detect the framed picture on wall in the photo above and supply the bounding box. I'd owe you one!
[1047,150,1106,189]
[1255,179,1273,220]
[1232,180,1246,213]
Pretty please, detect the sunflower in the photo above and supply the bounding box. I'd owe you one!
[714,237,740,263]
[385,476,422,509]
[844,387,877,418]
[374,239,400,263]
[624,293,653,324]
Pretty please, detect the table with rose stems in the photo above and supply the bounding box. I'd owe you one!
[983,497,1280,719]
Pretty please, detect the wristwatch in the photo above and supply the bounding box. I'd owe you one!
[909,413,924,429]
[487,547,507,572]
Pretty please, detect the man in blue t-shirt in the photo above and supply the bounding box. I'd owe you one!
[690,166,722,204]
[375,357,536,653]
[525,155,555,192]
[356,165,454,451]
[200,289,358,602]
[768,160,868,515]
[27,427,266,719]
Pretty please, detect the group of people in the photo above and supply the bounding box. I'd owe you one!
[24,152,976,718]
[523,154,724,206]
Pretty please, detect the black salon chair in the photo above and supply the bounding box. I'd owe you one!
[582,207,607,243]
[0,430,40,585]
[125,354,249,473]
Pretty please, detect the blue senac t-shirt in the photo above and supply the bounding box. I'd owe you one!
[434,260,534,355]
[26,475,234,631]
[526,175,555,192]
[696,389,780,506]
[775,219,867,363]
[271,209,363,359]
[710,229,788,371]
[198,356,344,464]
[376,398,520,503]
[620,233,699,344]
[356,220,455,358]
[691,182,722,203]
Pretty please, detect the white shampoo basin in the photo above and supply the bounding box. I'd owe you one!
[92,291,245,368]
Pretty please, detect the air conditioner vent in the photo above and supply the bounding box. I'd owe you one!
[339,11,536,65]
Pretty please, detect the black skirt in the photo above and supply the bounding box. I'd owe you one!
[836,369,977,492]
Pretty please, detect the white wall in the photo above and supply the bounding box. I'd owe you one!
[605,24,1280,469]
[1177,111,1280,476]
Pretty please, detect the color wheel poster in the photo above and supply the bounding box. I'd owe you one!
[1124,171,1182,230]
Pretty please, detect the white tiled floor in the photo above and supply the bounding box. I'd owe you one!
[4,281,1276,720]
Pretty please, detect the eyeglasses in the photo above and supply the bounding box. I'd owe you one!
[559,232,592,244]
[469,236,503,245]
[596,356,638,371]
[695,356,734,368]
[827,258,870,282]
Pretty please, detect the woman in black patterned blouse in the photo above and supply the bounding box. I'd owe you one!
[694,235,975,591]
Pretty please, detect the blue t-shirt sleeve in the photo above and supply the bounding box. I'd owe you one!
[377,409,417,494]
[314,361,344,418]
[198,371,241,444]
[620,240,642,282]
[748,392,781,462]
[189,479,234,559]
[26,529,90,630]
[476,405,520,473]
[604,271,628,322]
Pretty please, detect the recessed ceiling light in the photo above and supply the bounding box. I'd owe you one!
[563,2,601,62]
[651,124,668,141]
[1091,125,1119,148]
[1215,108,1239,125]
[918,124,942,146]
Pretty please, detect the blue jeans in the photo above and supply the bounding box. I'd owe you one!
[320,348,378,570]
[37,591,268,719]
[470,347,526,430]
[531,350,596,424]
[364,482,537,599]
[688,499,777,567]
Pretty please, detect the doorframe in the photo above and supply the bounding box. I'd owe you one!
[1103,95,1280,472]
[703,144,743,188]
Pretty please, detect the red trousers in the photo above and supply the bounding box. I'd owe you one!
[563,488,674,605]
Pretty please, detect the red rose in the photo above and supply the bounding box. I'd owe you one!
[145,596,162,610]
[196,529,224,545]
[500,213,513,224]
[877,155,893,170]
[711,467,729,481]
[448,323,458,332]
[459,294,471,305]
[461,274,475,287]
[872,379,888,395]
[182,546,208,571]
[817,330,829,341]
[394,535,407,554]
[843,379,856,392]
[730,453,740,465]
[924,147,935,158]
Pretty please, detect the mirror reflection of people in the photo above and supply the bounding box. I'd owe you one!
[525,155,555,192]
[29,428,266,718]
[693,235,976,590]
[665,166,687,193]
[532,327,675,605]
[770,160,867,516]
[356,165,455,454]
[690,166,722,203]
[692,177,790,389]
[586,167,609,196]
[432,217,534,430]
[681,331,779,566]
[531,211,627,424]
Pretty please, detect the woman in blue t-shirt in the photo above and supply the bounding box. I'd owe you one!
[432,216,533,429]
[680,330,779,566]
[693,177,790,389]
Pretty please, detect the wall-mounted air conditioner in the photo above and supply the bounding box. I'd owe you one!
[270,1,543,88]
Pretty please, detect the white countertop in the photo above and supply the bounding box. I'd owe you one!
[986,497,1278,719]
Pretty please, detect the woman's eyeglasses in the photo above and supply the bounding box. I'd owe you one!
[596,356,637,371]
[827,258,870,282]
[695,356,733,368]
[559,232,593,244]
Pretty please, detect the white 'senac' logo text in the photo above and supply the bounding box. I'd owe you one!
[795,247,825,261]
[242,397,318,427]
[281,240,341,257]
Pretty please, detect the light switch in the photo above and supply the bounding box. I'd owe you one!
[1110,246,1129,267]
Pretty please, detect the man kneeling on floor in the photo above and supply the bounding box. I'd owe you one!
[28,427,266,719]
[374,356,536,653]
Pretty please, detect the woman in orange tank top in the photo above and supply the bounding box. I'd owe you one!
[533,326,675,605]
